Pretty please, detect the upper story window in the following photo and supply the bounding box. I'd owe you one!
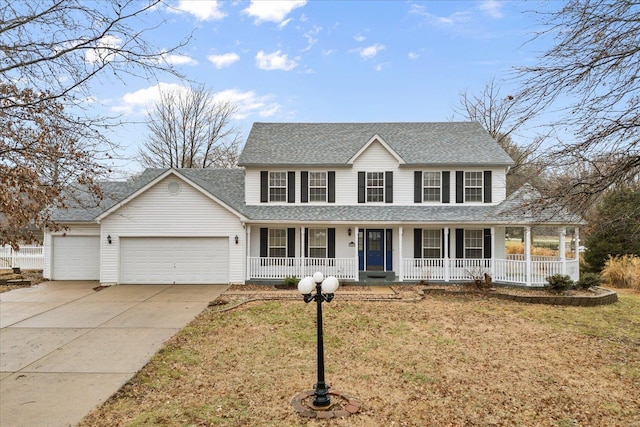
[422,229,441,258]
[309,172,327,202]
[269,172,287,202]
[367,172,385,202]
[308,228,327,258]
[464,172,483,202]
[423,172,441,202]
[464,229,483,258]
[268,228,287,257]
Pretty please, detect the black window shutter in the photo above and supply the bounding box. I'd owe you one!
[328,171,335,203]
[456,171,464,203]
[385,171,393,203]
[442,171,450,203]
[304,228,309,257]
[287,228,295,257]
[484,228,492,259]
[260,171,268,203]
[414,171,422,203]
[301,171,308,203]
[484,171,492,203]
[455,228,464,259]
[328,228,336,258]
[287,171,295,203]
[414,228,423,258]
[260,228,268,257]
[358,171,365,203]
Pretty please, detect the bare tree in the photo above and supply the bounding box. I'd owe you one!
[139,85,242,169]
[453,78,544,194]
[0,1,189,247]
[517,0,640,208]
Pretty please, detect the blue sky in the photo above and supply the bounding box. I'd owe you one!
[91,0,555,173]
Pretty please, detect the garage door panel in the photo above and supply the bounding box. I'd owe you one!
[120,237,228,284]
[52,236,100,280]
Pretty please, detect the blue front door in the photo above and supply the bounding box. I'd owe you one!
[366,229,384,271]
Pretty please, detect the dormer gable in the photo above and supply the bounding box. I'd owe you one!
[348,134,406,165]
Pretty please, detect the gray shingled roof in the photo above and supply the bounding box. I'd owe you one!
[238,122,515,166]
[52,169,582,225]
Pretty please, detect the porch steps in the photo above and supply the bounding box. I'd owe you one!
[358,271,396,283]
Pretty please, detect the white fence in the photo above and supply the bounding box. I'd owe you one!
[0,246,44,270]
[248,257,357,280]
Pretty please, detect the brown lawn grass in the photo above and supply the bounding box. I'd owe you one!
[80,288,640,427]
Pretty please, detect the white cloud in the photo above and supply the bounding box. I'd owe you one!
[172,0,226,20]
[112,84,282,120]
[207,52,240,69]
[478,0,503,19]
[301,25,322,52]
[359,43,385,60]
[255,50,298,71]
[374,62,390,72]
[111,82,187,115]
[408,52,419,60]
[163,53,198,66]
[243,0,307,25]
[212,89,281,119]
[410,4,471,26]
[354,33,366,42]
[84,35,122,64]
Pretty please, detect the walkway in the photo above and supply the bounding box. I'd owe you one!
[0,281,227,427]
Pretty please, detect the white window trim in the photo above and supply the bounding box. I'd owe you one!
[269,172,287,202]
[308,228,327,258]
[268,228,287,257]
[422,229,442,258]
[464,229,483,259]
[464,171,483,203]
[308,172,327,203]
[366,171,385,203]
[423,171,441,203]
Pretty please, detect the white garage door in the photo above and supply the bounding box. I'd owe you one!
[52,236,100,280]
[120,237,228,284]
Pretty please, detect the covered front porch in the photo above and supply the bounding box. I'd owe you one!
[245,225,581,287]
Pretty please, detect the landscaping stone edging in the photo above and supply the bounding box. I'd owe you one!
[422,287,618,306]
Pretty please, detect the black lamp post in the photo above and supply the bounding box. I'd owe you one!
[297,272,340,407]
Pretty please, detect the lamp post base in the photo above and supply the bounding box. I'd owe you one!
[312,383,331,407]
[292,390,362,419]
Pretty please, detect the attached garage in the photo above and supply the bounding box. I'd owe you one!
[119,237,229,284]
[52,236,100,280]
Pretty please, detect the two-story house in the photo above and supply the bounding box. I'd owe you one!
[43,122,583,286]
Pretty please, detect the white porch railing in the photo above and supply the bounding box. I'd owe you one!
[248,257,357,280]
[0,246,44,270]
[402,258,580,287]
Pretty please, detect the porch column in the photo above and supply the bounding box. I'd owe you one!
[300,226,306,279]
[491,227,495,272]
[574,227,580,260]
[559,227,566,275]
[524,226,531,287]
[444,227,450,282]
[246,225,251,281]
[398,226,404,281]
[354,226,359,281]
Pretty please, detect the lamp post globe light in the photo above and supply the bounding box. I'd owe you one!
[297,272,340,407]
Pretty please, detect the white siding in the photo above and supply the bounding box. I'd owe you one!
[100,175,245,284]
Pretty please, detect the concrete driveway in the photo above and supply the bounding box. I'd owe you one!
[0,281,228,427]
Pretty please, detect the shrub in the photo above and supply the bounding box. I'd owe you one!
[545,274,574,293]
[284,276,298,287]
[601,255,640,290]
[575,272,601,290]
